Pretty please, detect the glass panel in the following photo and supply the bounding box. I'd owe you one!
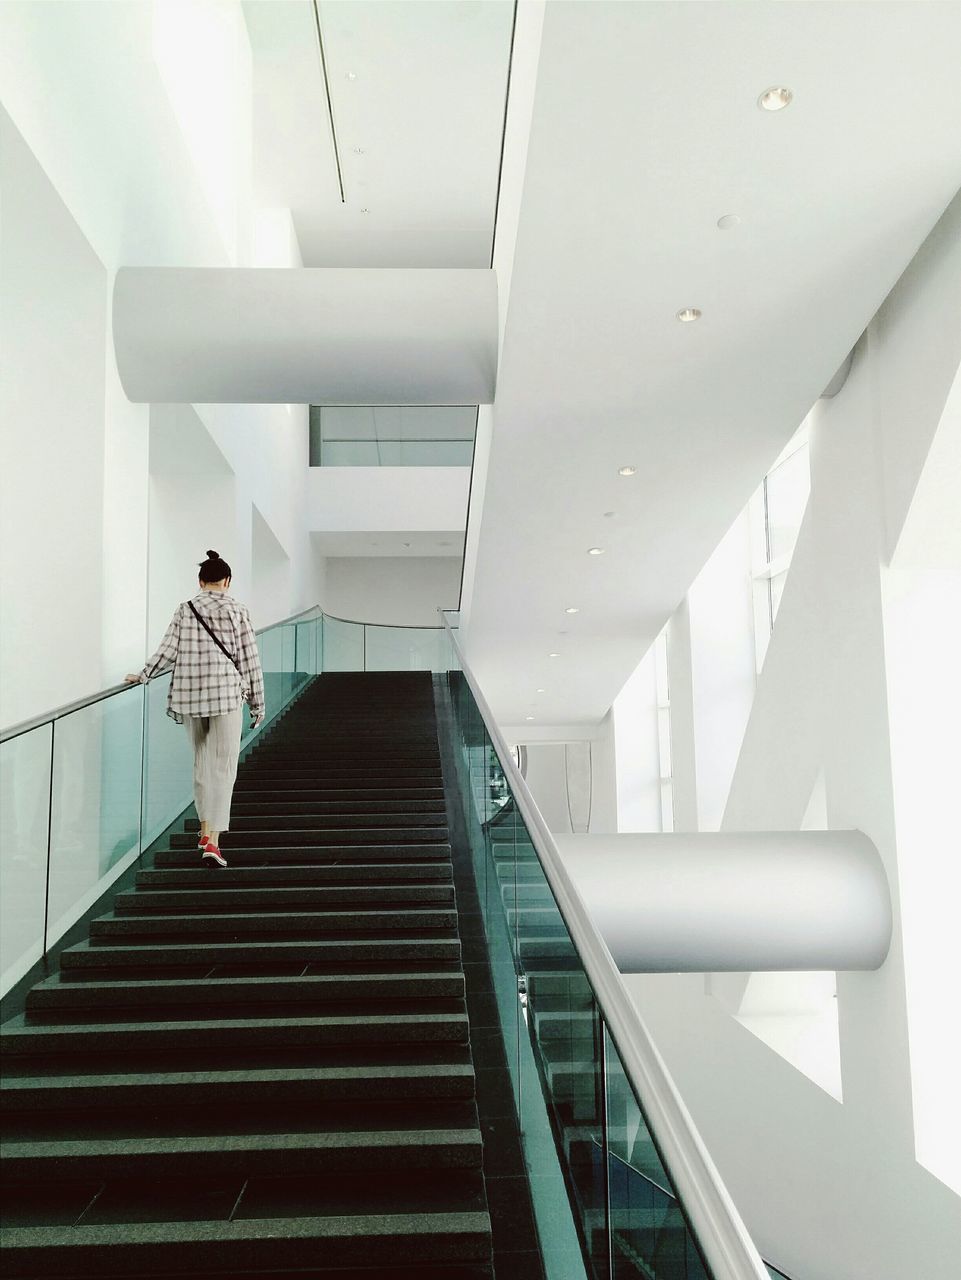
[447,670,592,1279]
[604,1026,710,1280]
[0,723,52,992]
[143,673,194,847]
[281,623,295,705]
[310,406,476,466]
[364,625,447,672]
[321,616,365,671]
[47,688,145,947]
[258,625,285,721]
[769,571,788,624]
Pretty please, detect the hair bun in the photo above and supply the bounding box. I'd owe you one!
[206,549,219,559]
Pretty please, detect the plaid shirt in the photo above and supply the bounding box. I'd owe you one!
[139,591,265,724]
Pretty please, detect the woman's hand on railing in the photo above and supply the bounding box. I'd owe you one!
[124,674,143,684]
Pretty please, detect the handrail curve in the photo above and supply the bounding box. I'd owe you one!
[440,614,768,1280]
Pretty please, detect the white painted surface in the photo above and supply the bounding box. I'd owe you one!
[687,511,757,831]
[307,467,470,534]
[623,192,961,1276]
[323,557,461,628]
[112,266,498,404]
[612,644,662,833]
[0,107,107,728]
[465,0,961,725]
[557,831,891,973]
[243,0,514,267]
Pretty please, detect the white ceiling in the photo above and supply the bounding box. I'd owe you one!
[464,0,961,727]
[243,0,514,267]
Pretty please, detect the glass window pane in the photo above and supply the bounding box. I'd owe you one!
[0,723,52,991]
[765,445,810,563]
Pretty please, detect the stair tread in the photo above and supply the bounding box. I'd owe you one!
[0,1129,482,1160]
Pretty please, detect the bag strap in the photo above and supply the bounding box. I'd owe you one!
[187,600,244,678]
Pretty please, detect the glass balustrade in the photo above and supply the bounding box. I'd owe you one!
[0,609,455,996]
[1,606,772,1280]
[443,640,745,1280]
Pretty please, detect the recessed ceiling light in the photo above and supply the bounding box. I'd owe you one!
[549,652,560,658]
[603,511,616,519]
[618,466,636,476]
[525,715,535,721]
[758,86,792,111]
[565,607,580,614]
[588,547,605,556]
[676,308,702,323]
[536,688,546,693]
[717,214,741,230]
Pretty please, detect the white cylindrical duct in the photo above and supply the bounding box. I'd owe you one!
[554,830,892,972]
[112,267,498,404]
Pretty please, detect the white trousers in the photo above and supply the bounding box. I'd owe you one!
[183,707,243,832]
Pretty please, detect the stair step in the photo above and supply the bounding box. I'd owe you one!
[153,844,452,866]
[0,1211,491,1274]
[114,884,455,913]
[89,908,458,939]
[185,812,450,830]
[0,1128,484,1180]
[233,787,445,801]
[228,798,448,815]
[169,828,449,848]
[60,937,462,970]
[1,1011,469,1055]
[136,864,453,888]
[0,1063,477,1110]
[26,972,466,1011]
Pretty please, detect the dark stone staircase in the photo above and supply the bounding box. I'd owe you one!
[0,672,497,1279]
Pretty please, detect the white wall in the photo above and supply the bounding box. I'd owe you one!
[623,191,961,1280]
[0,0,314,729]
[612,644,662,833]
[323,557,461,628]
[0,107,108,726]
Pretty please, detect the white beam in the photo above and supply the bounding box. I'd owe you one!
[556,830,891,972]
[113,267,498,404]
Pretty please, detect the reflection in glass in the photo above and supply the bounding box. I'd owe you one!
[47,687,144,945]
[309,405,476,467]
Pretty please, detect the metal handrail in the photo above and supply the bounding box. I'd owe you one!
[0,602,321,744]
[439,613,769,1280]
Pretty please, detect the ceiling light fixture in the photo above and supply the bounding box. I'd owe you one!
[676,308,702,323]
[536,688,546,694]
[526,715,535,721]
[549,652,560,658]
[758,86,792,111]
[588,547,605,556]
[618,466,636,476]
[565,607,580,614]
[603,511,616,519]
[717,213,741,230]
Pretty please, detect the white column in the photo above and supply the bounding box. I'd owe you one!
[556,830,891,972]
[113,267,498,405]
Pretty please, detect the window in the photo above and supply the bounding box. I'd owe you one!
[308,405,477,467]
[749,419,811,670]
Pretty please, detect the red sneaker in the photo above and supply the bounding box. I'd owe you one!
[201,844,228,868]
[198,834,210,851]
